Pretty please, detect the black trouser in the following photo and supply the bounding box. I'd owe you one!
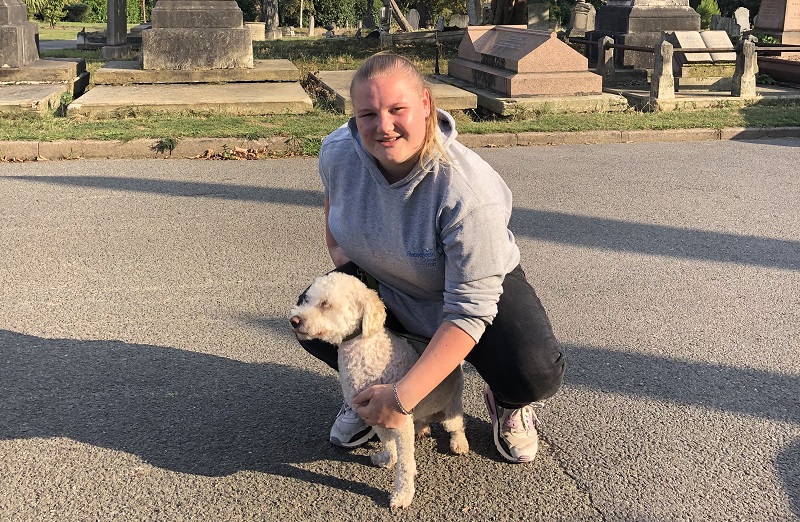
[296,262,565,409]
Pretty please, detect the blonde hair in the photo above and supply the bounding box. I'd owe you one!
[350,52,448,167]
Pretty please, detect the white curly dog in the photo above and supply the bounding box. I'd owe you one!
[290,272,469,509]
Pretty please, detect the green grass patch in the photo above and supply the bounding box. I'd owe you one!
[36,21,135,41]
[5,36,800,154]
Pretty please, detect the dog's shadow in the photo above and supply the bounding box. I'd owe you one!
[0,328,390,502]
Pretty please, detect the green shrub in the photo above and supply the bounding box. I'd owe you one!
[64,2,88,21]
[696,0,721,28]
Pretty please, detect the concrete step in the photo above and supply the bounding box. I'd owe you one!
[67,82,312,117]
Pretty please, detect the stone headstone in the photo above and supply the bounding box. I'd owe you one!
[406,9,420,30]
[363,10,375,29]
[527,3,550,31]
[436,16,445,32]
[650,40,675,99]
[467,0,481,25]
[142,0,253,70]
[734,7,750,31]
[482,4,491,24]
[309,15,315,36]
[103,0,130,58]
[568,0,596,38]
[753,0,800,48]
[710,15,741,37]
[447,25,602,96]
[380,6,391,33]
[0,0,39,68]
[450,14,469,28]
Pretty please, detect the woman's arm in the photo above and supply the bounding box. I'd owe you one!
[325,196,350,267]
[353,321,475,429]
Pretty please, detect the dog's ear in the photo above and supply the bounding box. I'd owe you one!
[360,287,387,338]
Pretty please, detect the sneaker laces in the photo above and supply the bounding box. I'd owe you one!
[504,402,544,434]
[337,402,361,424]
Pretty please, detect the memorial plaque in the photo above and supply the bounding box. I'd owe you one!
[700,30,736,61]
[665,30,712,63]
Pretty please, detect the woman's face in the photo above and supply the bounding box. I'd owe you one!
[352,74,431,181]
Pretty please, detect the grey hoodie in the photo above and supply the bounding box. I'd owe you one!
[319,109,520,342]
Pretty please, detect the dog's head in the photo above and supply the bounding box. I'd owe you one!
[289,272,386,345]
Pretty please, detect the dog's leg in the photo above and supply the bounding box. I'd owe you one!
[371,427,397,468]
[441,413,469,455]
[389,417,417,509]
[442,375,469,455]
[414,420,431,438]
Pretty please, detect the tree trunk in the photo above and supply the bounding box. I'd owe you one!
[489,0,528,25]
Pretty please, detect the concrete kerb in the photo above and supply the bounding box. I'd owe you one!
[2,127,800,161]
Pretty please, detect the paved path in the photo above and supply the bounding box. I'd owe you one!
[1,139,798,521]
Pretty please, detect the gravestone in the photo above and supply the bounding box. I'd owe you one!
[406,9,420,30]
[753,0,800,52]
[467,0,481,25]
[450,14,469,28]
[664,30,736,90]
[587,0,700,68]
[0,0,38,67]
[447,25,602,96]
[102,0,130,59]
[734,7,751,31]
[264,0,280,39]
[527,3,550,30]
[0,0,89,114]
[568,0,596,38]
[711,15,741,37]
[436,16,445,31]
[142,0,253,69]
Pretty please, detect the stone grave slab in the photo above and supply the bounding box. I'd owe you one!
[309,69,477,114]
[93,59,299,85]
[0,83,68,113]
[448,25,602,99]
[66,82,312,117]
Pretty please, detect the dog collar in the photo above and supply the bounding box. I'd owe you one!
[341,326,362,343]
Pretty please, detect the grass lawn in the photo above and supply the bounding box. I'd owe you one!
[4,35,800,154]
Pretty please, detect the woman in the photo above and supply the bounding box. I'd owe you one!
[297,52,564,463]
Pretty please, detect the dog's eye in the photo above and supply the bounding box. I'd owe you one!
[319,299,330,309]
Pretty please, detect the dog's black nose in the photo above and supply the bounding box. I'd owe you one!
[290,316,301,329]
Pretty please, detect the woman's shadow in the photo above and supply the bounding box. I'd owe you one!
[0,328,383,500]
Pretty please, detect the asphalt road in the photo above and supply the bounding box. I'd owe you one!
[1,138,798,521]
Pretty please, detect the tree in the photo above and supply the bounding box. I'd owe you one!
[696,0,720,28]
[487,0,527,24]
[40,0,67,27]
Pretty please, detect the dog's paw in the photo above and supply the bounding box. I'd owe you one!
[414,424,431,438]
[449,432,469,455]
[389,487,415,509]
[371,450,396,468]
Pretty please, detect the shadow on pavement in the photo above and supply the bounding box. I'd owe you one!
[0,329,384,502]
[565,343,799,514]
[11,175,799,270]
[2,329,796,510]
[511,209,800,271]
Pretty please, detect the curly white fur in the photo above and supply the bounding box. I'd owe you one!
[290,272,469,509]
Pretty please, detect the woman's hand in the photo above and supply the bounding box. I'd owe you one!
[353,384,407,429]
